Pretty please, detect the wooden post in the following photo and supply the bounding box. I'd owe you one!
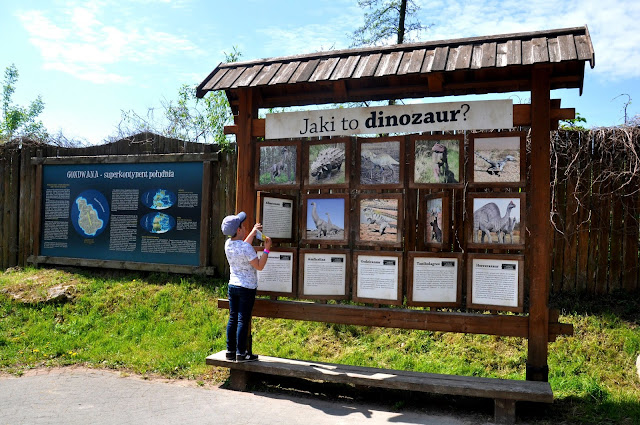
[235,88,258,354]
[235,89,257,224]
[527,65,551,382]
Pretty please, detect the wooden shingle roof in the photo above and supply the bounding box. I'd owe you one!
[197,26,594,109]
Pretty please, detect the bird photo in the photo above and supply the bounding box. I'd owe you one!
[472,136,521,183]
[359,141,401,185]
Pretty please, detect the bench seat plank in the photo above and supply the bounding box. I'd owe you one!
[206,351,553,403]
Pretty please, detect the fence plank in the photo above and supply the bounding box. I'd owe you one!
[561,132,579,291]
[8,146,20,267]
[0,146,6,269]
[622,184,639,292]
[551,137,567,292]
[586,136,601,294]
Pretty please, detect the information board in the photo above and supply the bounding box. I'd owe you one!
[40,162,204,266]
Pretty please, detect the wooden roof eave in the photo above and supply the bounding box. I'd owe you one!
[221,62,584,110]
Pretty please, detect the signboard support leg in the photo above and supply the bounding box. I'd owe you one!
[527,65,552,382]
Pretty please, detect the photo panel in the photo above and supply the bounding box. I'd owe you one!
[356,193,403,247]
[421,192,450,248]
[255,247,297,297]
[409,134,464,188]
[256,192,296,243]
[255,140,301,189]
[407,252,463,307]
[304,138,350,188]
[466,253,524,313]
[298,248,350,301]
[469,132,526,188]
[356,136,404,189]
[466,192,526,249]
[352,250,403,305]
[301,194,349,245]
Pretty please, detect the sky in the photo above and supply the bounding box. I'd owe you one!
[1,0,639,145]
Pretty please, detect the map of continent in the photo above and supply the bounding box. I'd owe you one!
[141,188,176,210]
[76,197,104,236]
[153,189,172,209]
[70,190,109,238]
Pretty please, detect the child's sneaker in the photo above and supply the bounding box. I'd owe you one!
[236,352,258,362]
[225,351,235,360]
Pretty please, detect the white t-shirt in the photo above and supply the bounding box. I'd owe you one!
[225,238,258,289]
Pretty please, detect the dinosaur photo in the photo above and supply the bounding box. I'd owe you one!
[472,199,519,244]
[472,135,522,183]
[360,141,401,185]
[306,199,345,240]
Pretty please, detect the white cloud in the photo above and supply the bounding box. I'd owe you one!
[16,3,201,84]
[415,0,640,80]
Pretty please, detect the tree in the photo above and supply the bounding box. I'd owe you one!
[350,1,430,108]
[560,112,588,131]
[116,48,240,149]
[350,0,428,47]
[0,64,47,142]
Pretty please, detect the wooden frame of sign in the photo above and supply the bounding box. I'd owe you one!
[420,191,451,249]
[255,246,297,297]
[256,191,296,243]
[298,248,350,301]
[408,134,464,189]
[356,193,403,248]
[407,251,463,308]
[466,192,526,250]
[352,250,403,305]
[355,136,405,189]
[303,137,351,189]
[301,193,350,245]
[466,253,524,313]
[255,140,301,190]
[468,131,526,188]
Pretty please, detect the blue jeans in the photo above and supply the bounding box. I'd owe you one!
[226,285,256,355]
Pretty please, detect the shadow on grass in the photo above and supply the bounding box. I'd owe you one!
[550,290,640,324]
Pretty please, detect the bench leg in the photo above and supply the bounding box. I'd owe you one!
[229,369,250,391]
[494,399,516,424]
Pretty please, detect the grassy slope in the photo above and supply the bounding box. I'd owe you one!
[1,267,638,424]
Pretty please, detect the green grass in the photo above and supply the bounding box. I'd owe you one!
[1,267,639,423]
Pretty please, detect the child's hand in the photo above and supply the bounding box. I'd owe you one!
[251,223,262,235]
[264,236,272,250]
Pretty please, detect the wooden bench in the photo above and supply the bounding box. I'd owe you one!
[206,350,553,424]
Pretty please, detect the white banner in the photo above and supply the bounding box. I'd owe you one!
[265,100,513,139]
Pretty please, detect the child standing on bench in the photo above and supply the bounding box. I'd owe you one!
[221,212,272,362]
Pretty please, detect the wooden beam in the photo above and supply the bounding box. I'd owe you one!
[224,119,266,137]
[218,298,572,340]
[235,89,258,225]
[226,103,573,138]
[527,65,552,382]
[31,153,219,165]
[427,73,444,92]
[28,255,215,275]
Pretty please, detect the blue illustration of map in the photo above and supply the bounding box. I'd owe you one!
[71,190,109,238]
[141,188,176,210]
[140,212,175,234]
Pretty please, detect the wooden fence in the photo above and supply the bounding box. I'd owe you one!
[1,129,638,294]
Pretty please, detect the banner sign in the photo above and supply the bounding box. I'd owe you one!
[40,162,203,266]
[265,99,513,139]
